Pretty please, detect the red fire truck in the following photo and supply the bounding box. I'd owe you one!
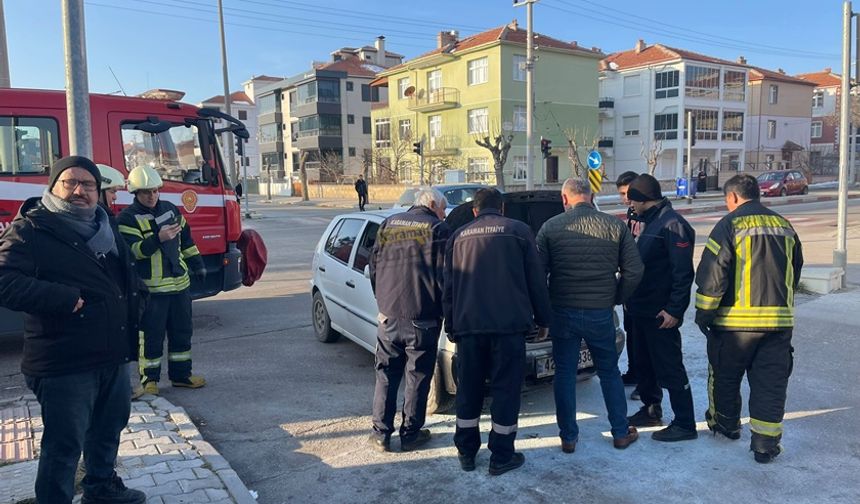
[0,88,247,334]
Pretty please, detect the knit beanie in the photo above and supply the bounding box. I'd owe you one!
[626,174,663,202]
[48,155,102,193]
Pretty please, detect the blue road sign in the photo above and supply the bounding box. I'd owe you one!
[587,150,602,170]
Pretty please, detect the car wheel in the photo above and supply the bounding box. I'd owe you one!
[801,186,809,195]
[312,290,340,343]
[426,359,454,415]
[780,188,787,197]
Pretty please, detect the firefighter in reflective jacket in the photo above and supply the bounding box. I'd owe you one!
[118,166,206,395]
[695,174,803,464]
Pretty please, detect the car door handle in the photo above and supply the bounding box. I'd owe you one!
[318,266,326,272]
[345,280,355,288]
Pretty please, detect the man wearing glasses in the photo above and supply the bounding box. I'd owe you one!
[0,156,145,503]
[118,166,206,395]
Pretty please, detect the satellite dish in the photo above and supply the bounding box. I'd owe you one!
[404,85,416,97]
[608,61,619,71]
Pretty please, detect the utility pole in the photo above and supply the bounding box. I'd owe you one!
[217,0,237,185]
[62,0,92,158]
[0,0,10,88]
[514,0,538,190]
[835,0,852,282]
[686,110,694,204]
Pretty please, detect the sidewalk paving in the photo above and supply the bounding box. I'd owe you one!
[0,394,256,504]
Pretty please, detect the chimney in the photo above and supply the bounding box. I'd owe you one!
[778,68,785,75]
[571,40,578,48]
[824,67,832,73]
[437,30,459,49]
[508,19,518,30]
[736,56,747,65]
[375,36,386,66]
[634,39,646,53]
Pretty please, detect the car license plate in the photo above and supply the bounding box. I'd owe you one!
[535,348,594,379]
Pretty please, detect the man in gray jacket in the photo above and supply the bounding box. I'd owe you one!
[536,178,644,453]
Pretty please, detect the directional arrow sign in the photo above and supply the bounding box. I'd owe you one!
[587,150,602,170]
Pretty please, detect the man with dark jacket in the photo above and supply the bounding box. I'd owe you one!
[355,174,368,211]
[0,156,145,504]
[537,178,643,454]
[696,174,803,463]
[444,188,551,476]
[615,170,642,395]
[368,187,449,452]
[624,174,698,442]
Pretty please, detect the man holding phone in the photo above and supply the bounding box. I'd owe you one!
[118,166,206,395]
[623,174,698,442]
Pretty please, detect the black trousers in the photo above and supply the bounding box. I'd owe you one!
[631,315,695,429]
[454,333,525,464]
[706,329,793,453]
[622,310,640,381]
[358,192,368,211]
[25,365,131,504]
[371,317,440,439]
[140,290,194,383]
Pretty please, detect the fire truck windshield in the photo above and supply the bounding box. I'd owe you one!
[122,121,215,186]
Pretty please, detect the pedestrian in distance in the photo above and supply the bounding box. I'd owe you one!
[118,166,206,396]
[695,174,803,463]
[697,168,708,194]
[0,156,146,504]
[368,187,450,453]
[97,163,147,402]
[537,178,643,454]
[443,188,551,475]
[624,174,699,442]
[355,174,369,211]
[615,170,643,401]
[235,181,243,203]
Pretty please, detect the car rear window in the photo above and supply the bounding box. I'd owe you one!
[325,218,364,264]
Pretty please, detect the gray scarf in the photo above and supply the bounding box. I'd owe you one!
[41,189,118,257]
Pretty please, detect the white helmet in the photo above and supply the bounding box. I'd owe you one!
[96,164,126,191]
[127,165,164,193]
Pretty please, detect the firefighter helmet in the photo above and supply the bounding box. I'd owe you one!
[127,165,163,193]
[96,164,126,190]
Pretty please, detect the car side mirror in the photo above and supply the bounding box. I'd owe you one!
[363,265,370,279]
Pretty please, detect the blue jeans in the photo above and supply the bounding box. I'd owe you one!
[551,307,629,442]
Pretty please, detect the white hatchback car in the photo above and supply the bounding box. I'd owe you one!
[310,190,625,414]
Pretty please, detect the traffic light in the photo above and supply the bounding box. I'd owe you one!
[540,138,552,159]
[413,141,423,156]
[235,137,245,158]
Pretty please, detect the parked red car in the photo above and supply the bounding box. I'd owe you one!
[757,170,809,197]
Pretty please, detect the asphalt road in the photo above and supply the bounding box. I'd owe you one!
[1,197,859,504]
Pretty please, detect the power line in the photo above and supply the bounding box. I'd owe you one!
[543,0,838,60]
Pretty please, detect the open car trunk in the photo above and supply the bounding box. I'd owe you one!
[445,190,564,233]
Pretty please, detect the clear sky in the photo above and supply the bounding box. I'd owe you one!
[3,0,847,104]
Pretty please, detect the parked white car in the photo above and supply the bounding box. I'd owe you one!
[310,191,625,414]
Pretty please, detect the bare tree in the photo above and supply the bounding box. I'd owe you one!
[640,138,664,175]
[563,127,599,184]
[318,150,344,183]
[299,150,309,202]
[474,123,514,191]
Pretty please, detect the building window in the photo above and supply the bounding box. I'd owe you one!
[623,74,641,97]
[361,84,380,102]
[686,109,719,141]
[654,113,678,140]
[468,57,489,86]
[513,105,527,131]
[399,119,412,140]
[362,117,371,134]
[258,93,277,115]
[767,120,777,139]
[723,70,745,101]
[468,108,489,134]
[512,155,527,180]
[769,85,779,105]
[427,70,442,93]
[347,114,354,125]
[722,111,744,141]
[812,89,824,108]
[238,110,248,120]
[655,70,679,99]
[765,154,775,169]
[811,121,823,138]
[685,65,720,99]
[622,115,640,137]
[346,81,354,91]
[467,157,492,183]
[297,114,341,137]
[513,55,526,82]
[349,147,356,157]
[428,115,442,149]
[374,118,391,148]
[259,123,279,143]
[398,77,411,100]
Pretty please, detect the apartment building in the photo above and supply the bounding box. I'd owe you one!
[745,64,815,171]
[369,22,603,186]
[255,37,403,182]
[599,41,749,182]
[796,68,842,173]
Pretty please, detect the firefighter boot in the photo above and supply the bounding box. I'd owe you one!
[171,375,206,389]
[142,380,159,396]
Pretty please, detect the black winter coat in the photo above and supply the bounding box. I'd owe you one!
[0,198,141,377]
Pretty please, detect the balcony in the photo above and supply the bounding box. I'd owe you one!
[427,135,460,155]
[598,97,614,118]
[598,137,614,157]
[408,87,460,112]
